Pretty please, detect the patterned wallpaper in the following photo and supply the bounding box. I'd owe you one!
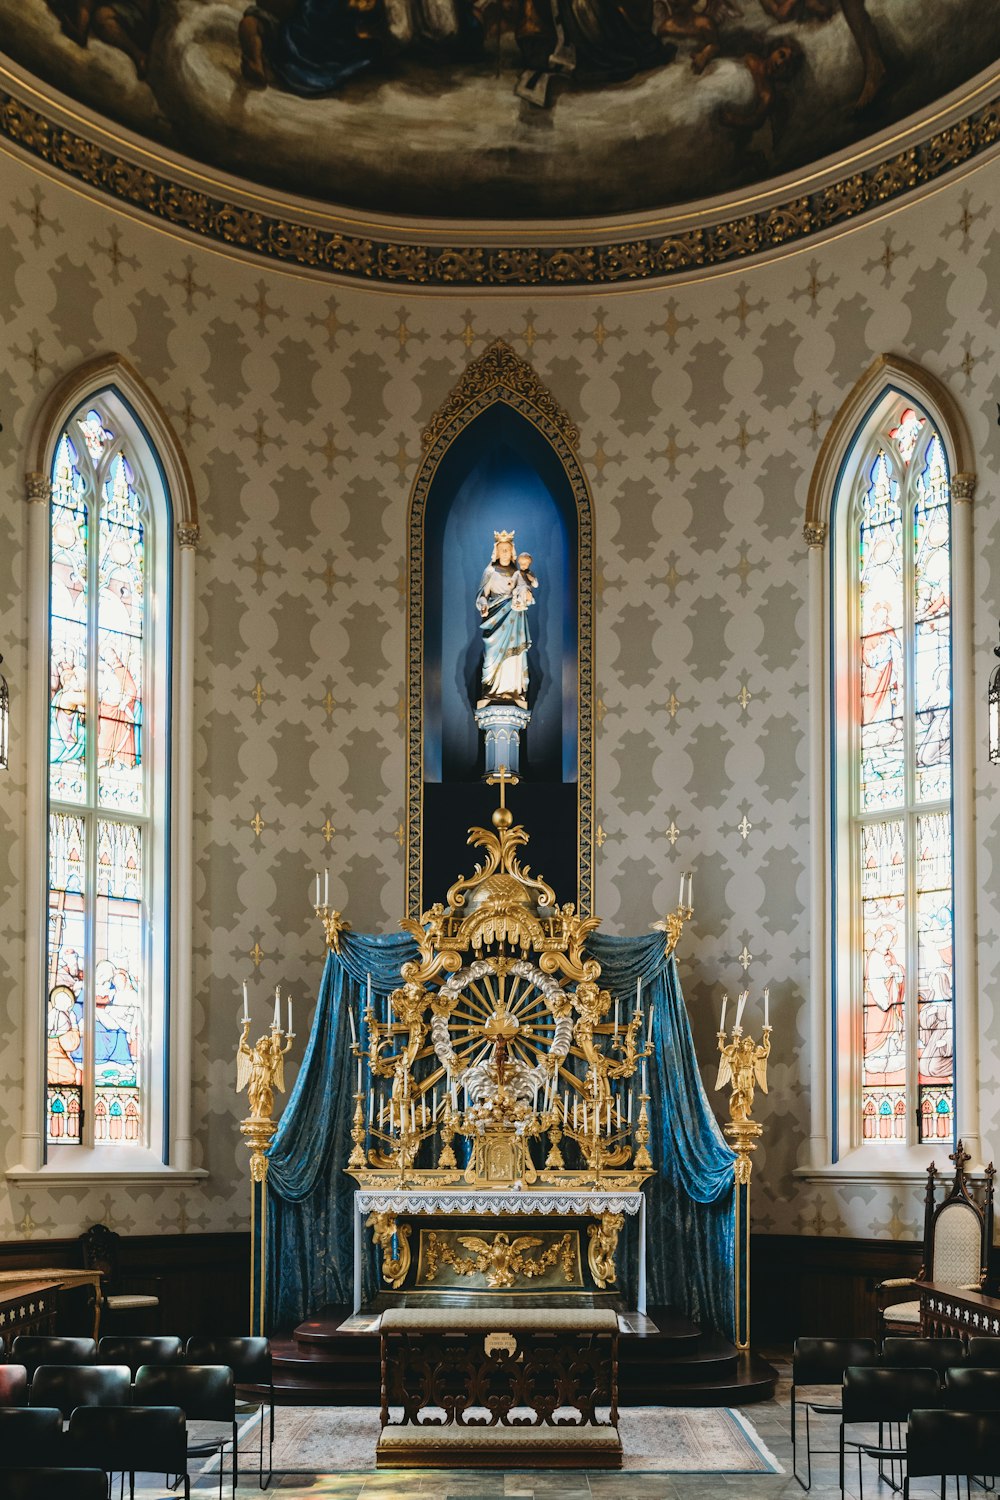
[0,147,998,1250]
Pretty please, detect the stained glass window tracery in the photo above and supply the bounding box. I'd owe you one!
[45,396,159,1150]
[844,400,954,1146]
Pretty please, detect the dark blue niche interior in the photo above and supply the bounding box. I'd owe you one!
[423,402,578,784]
[421,402,581,912]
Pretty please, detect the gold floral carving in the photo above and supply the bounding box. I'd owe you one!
[421,341,579,452]
[175,521,200,549]
[803,521,828,548]
[367,1210,412,1287]
[2,85,998,288]
[587,1210,624,1288]
[423,1229,576,1288]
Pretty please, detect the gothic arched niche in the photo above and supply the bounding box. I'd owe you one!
[406,343,593,919]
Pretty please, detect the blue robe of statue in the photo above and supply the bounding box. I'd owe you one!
[476,563,532,706]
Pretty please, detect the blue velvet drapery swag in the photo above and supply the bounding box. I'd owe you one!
[266,929,735,1336]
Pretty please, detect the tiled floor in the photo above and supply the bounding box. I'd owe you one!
[138,1360,947,1499]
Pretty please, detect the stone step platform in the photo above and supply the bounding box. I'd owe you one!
[253,1305,776,1408]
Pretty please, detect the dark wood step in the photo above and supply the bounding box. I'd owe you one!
[261,1306,777,1408]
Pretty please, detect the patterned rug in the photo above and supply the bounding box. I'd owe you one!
[241,1404,782,1475]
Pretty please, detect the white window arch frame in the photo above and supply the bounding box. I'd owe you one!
[800,354,979,1180]
[10,355,205,1185]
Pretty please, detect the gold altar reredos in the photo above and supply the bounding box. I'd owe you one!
[345,788,690,1205]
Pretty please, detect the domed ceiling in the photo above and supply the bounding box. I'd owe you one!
[3,0,999,220]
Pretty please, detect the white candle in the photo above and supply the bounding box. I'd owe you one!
[764,987,770,1027]
[686,871,694,911]
[720,993,727,1033]
[606,1101,611,1132]
[368,1092,374,1125]
[348,1006,358,1046]
[736,990,748,1029]
[636,976,642,1013]
[573,1098,578,1130]
[357,1058,362,1093]
[563,1093,568,1125]
[614,997,619,1035]
[242,981,249,1023]
[582,1104,588,1134]
[410,1102,416,1132]
[273,986,281,1029]
[678,873,685,908]
[533,1084,538,1112]
[646,1004,654,1046]
[287,996,293,1034]
[451,1082,458,1110]
[324,868,330,907]
[315,872,321,908]
[366,972,372,1009]
[641,1062,648,1095]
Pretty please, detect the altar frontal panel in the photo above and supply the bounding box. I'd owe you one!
[415,1223,584,1293]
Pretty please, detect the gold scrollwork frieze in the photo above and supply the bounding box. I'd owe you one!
[1,83,999,289]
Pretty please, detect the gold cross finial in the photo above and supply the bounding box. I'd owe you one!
[485,764,519,812]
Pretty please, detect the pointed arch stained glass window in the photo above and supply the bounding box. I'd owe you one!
[46,405,153,1147]
[851,409,954,1144]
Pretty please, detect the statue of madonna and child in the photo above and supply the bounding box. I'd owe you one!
[473,529,537,776]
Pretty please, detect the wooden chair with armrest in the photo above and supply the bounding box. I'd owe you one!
[77,1224,162,1334]
[877,1141,995,1337]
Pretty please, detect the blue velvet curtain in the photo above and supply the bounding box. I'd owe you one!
[266,929,734,1337]
[587,933,735,1336]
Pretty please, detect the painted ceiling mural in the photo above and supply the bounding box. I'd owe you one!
[2,1,999,220]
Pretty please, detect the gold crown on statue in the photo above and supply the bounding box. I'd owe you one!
[493,530,515,543]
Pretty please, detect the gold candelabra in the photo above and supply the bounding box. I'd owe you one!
[236,991,296,1336]
[714,989,772,1351]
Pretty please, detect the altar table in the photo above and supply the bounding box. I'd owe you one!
[0,1268,103,1341]
[353,1188,646,1314]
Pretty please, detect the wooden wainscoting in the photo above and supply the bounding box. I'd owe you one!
[0,1232,250,1340]
[751,1234,924,1342]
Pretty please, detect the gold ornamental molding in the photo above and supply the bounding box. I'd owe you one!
[421,341,579,453]
[1,69,1000,289]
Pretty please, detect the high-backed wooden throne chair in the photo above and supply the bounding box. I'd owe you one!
[877,1141,995,1336]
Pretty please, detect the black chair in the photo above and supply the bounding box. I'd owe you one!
[98,1334,184,1374]
[135,1363,235,1499]
[884,1338,967,1373]
[792,1337,878,1489]
[841,1365,941,1500]
[968,1339,1000,1368]
[186,1335,273,1488]
[10,1336,96,1380]
[945,1367,1000,1410]
[68,1404,189,1500]
[903,1408,992,1499]
[0,1408,64,1466]
[0,1364,29,1406]
[29,1362,131,1417]
[1,1469,107,1500]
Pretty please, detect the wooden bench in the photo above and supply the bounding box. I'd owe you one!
[377,1306,622,1468]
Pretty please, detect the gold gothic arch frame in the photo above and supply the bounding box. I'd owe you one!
[405,341,594,920]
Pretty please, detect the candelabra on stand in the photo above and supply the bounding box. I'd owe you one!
[714,989,771,1352]
[236,988,295,1336]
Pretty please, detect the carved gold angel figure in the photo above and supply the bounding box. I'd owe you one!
[715,1027,771,1124]
[237,1018,294,1121]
